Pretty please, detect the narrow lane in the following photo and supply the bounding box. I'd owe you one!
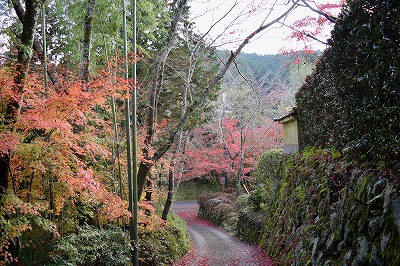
[173,201,274,266]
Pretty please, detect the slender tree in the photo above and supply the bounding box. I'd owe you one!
[1,0,41,197]
[161,135,181,220]
[79,0,96,81]
[136,0,189,198]
[131,0,139,264]
[11,0,60,87]
[41,2,48,97]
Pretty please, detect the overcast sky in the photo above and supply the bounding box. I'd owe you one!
[189,0,342,55]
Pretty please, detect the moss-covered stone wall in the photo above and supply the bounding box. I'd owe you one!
[238,149,400,265]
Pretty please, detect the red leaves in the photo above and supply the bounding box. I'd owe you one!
[0,59,134,225]
[290,15,328,42]
[303,46,314,54]
[0,132,20,155]
[96,189,131,222]
[317,2,344,13]
[284,0,343,52]
[184,118,282,182]
[19,113,71,131]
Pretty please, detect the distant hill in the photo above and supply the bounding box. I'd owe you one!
[217,50,321,92]
[215,50,321,119]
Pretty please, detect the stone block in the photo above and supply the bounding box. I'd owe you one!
[368,216,384,238]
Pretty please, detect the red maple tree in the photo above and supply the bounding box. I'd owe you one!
[183,118,282,189]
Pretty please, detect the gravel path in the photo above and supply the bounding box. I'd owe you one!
[172,201,274,266]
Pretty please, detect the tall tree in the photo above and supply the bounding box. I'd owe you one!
[9,0,60,87]
[79,0,96,81]
[136,0,189,198]
[1,0,41,196]
[184,118,282,187]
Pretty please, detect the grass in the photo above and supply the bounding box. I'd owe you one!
[174,179,220,202]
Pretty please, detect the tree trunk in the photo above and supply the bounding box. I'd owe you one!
[145,175,152,202]
[137,161,152,199]
[12,0,60,88]
[162,168,174,220]
[79,0,96,81]
[41,3,48,97]
[236,127,244,196]
[111,97,123,198]
[49,176,55,220]
[173,132,189,193]
[0,155,9,195]
[1,0,40,197]
[137,0,188,199]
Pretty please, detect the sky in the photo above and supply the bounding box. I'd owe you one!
[188,0,342,55]
[0,1,341,57]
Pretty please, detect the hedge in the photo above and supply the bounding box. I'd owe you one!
[295,0,399,170]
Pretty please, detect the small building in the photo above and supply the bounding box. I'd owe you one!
[274,107,301,154]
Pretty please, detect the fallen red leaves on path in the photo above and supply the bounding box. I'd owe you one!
[173,202,274,266]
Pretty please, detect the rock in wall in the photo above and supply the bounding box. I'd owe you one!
[238,149,400,265]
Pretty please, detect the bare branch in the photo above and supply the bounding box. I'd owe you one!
[207,1,299,93]
[278,21,328,45]
[298,0,337,23]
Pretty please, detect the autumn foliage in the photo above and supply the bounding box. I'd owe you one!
[0,59,134,262]
[184,118,282,185]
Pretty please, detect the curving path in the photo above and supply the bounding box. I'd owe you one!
[172,201,273,266]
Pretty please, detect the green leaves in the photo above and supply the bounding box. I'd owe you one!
[249,149,286,212]
[253,149,285,184]
[295,0,399,170]
[52,224,131,266]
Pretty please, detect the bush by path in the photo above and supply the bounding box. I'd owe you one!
[197,191,250,235]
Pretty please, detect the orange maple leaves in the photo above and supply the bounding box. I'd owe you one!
[0,57,133,228]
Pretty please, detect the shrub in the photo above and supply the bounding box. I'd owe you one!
[204,196,233,209]
[252,149,286,184]
[199,196,234,225]
[0,191,58,265]
[249,149,286,211]
[197,191,237,226]
[233,194,250,211]
[212,202,235,224]
[197,192,234,210]
[248,186,269,212]
[197,192,255,234]
[17,228,57,266]
[222,212,239,235]
[138,213,189,265]
[51,224,131,266]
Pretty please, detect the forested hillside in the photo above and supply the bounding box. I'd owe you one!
[220,50,320,89]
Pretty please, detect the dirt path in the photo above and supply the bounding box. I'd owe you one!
[172,201,273,266]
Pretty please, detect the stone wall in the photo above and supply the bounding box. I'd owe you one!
[237,150,400,265]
